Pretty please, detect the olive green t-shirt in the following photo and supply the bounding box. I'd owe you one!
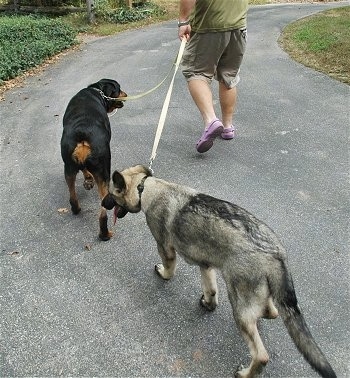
[191,0,248,33]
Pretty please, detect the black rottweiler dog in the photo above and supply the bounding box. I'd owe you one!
[61,79,127,240]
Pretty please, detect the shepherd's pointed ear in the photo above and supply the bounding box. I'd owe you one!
[112,171,126,191]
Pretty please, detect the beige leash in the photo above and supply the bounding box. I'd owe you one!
[114,39,186,102]
[114,66,175,101]
[110,39,187,232]
[148,38,187,172]
[110,38,187,171]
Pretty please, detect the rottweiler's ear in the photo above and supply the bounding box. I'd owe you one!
[101,79,120,98]
[101,194,116,210]
[112,171,126,192]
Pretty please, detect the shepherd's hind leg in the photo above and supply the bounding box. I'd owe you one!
[234,319,269,378]
[263,296,279,319]
[200,267,218,311]
[155,243,176,280]
[233,308,269,378]
[224,281,269,378]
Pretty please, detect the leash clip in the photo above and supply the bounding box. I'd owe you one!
[148,158,154,175]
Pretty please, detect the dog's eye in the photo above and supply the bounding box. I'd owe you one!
[115,188,122,194]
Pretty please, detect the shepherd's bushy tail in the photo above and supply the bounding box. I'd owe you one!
[273,268,337,378]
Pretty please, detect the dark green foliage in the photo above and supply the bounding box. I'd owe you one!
[97,1,165,24]
[0,15,77,82]
[0,1,166,83]
[1,0,85,6]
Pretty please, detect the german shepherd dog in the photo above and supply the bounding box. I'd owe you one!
[61,79,127,241]
[102,165,336,378]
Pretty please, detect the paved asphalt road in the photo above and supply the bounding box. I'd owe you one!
[0,2,349,377]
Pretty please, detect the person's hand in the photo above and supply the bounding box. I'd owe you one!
[178,25,191,41]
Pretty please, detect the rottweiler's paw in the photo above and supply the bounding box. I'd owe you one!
[83,178,94,190]
[70,202,81,215]
[99,230,113,241]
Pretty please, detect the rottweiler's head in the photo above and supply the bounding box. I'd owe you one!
[89,79,127,112]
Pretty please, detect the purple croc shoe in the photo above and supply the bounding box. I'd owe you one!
[221,125,235,140]
[196,118,224,153]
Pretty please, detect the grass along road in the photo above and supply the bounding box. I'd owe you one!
[278,6,350,84]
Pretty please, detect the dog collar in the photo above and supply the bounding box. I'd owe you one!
[91,87,115,101]
[91,87,105,97]
[137,176,148,200]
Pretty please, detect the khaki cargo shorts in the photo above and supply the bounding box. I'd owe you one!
[181,28,247,88]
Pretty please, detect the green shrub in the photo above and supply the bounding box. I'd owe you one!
[0,15,77,82]
[96,1,165,24]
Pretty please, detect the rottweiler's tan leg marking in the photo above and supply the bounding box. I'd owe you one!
[82,169,94,190]
[95,176,113,241]
[155,244,177,280]
[200,267,218,311]
[65,172,81,214]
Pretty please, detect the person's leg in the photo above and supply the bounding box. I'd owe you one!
[188,79,217,126]
[219,82,237,129]
[188,78,224,153]
[182,31,226,128]
[216,28,247,139]
[181,32,227,151]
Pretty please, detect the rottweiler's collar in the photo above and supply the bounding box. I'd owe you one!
[91,87,120,116]
[91,87,118,102]
[91,87,108,99]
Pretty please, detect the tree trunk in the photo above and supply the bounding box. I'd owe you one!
[86,0,95,23]
[14,0,20,11]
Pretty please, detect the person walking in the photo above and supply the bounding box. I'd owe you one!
[178,0,248,153]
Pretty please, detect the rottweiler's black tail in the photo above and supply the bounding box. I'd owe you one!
[72,141,91,165]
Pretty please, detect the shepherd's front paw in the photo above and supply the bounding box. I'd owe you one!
[200,294,217,311]
[155,264,173,280]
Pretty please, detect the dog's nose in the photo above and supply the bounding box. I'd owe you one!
[101,194,116,210]
[117,206,128,218]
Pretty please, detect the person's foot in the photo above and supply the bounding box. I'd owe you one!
[196,119,224,153]
[221,125,235,140]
